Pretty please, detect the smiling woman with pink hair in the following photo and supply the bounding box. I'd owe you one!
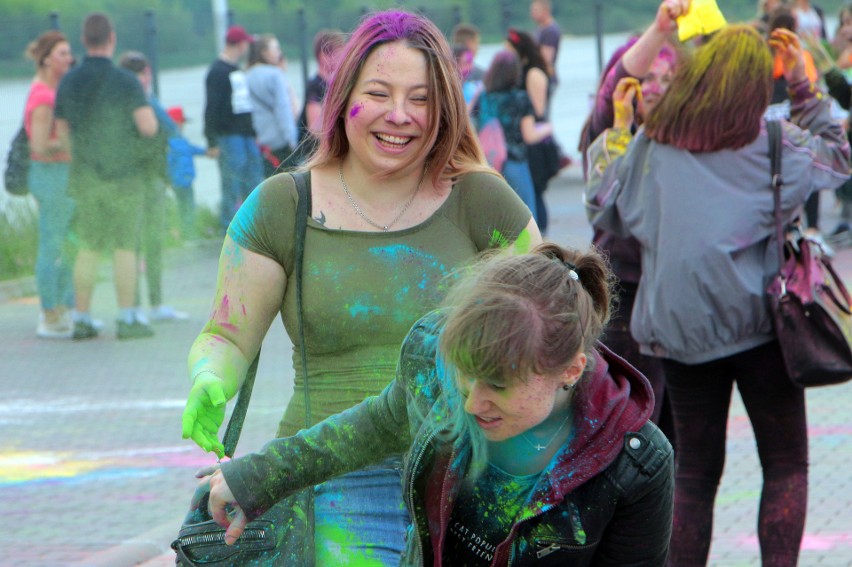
[181,9,541,565]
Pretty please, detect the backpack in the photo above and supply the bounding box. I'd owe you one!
[476,96,507,173]
[4,126,30,196]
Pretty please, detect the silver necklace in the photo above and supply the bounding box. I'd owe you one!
[521,413,572,452]
[338,163,425,232]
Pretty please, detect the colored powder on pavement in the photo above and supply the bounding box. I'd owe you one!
[0,449,212,486]
[0,451,102,484]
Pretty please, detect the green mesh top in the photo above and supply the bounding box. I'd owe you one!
[229,171,532,436]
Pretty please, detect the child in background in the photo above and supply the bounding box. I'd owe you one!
[166,106,209,240]
[453,44,482,112]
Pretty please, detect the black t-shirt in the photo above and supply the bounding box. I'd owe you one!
[292,74,327,163]
[298,74,327,140]
[54,56,149,180]
[442,464,539,565]
[535,22,561,85]
[203,58,255,146]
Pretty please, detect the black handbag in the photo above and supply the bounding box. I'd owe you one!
[4,126,30,196]
[765,120,852,388]
[172,171,316,565]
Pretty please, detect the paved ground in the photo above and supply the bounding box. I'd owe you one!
[2,166,851,566]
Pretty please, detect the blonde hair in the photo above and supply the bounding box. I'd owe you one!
[644,25,773,152]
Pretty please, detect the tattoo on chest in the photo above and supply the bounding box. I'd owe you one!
[314,211,326,226]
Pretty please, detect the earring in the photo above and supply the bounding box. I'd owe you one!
[562,383,574,391]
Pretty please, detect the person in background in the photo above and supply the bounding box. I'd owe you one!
[506,28,560,234]
[763,7,827,249]
[587,26,849,565]
[580,0,685,445]
[204,24,263,233]
[474,49,553,221]
[119,51,188,324]
[451,22,486,83]
[753,0,789,35]
[293,29,345,164]
[165,106,210,240]
[24,30,75,339]
[453,43,482,110]
[530,0,561,86]
[807,4,852,245]
[247,33,298,177]
[181,10,541,565]
[54,13,159,340]
[791,0,826,40]
[202,244,674,565]
[829,2,852,71]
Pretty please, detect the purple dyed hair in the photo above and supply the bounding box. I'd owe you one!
[302,10,491,182]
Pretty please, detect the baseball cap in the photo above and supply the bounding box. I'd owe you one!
[167,106,186,125]
[225,25,254,45]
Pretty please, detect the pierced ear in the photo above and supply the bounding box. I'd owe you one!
[563,352,587,383]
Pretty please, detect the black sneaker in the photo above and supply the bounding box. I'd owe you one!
[117,320,154,340]
[72,321,99,340]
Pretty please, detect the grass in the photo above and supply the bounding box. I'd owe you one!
[0,199,37,281]
[0,196,222,283]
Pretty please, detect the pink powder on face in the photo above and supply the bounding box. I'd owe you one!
[349,103,363,118]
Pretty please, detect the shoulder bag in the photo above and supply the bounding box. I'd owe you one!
[172,171,317,565]
[765,119,852,388]
[4,125,30,196]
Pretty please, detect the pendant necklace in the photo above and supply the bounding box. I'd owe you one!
[339,163,425,231]
[521,413,572,452]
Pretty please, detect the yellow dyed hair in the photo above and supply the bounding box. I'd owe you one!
[644,24,773,152]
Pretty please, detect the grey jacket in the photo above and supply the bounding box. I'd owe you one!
[246,63,298,150]
[586,86,849,364]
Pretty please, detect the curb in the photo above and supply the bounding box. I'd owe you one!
[70,517,181,567]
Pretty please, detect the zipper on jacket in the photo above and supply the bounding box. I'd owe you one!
[534,538,588,559]
[437,443,460,567]
[179,526,268,547]
[505,503,553,564]
[407,428,438,564]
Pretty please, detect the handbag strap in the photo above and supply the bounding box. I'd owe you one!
[767,119,786,277]
[292,171,313,428]
[221,171,312,457]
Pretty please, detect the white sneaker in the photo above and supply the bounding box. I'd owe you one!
[37,314,72,339]
[149,304,189,322]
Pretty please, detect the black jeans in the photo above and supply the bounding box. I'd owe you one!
[603,282,676,447]
[662,340,808,567]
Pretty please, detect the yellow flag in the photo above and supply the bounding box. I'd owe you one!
[677,0,728,42]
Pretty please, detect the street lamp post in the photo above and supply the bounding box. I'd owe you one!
[594,0,604,77]
[211,0,228,54]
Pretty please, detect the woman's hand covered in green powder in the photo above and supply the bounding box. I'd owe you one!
[182,374,228,458]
